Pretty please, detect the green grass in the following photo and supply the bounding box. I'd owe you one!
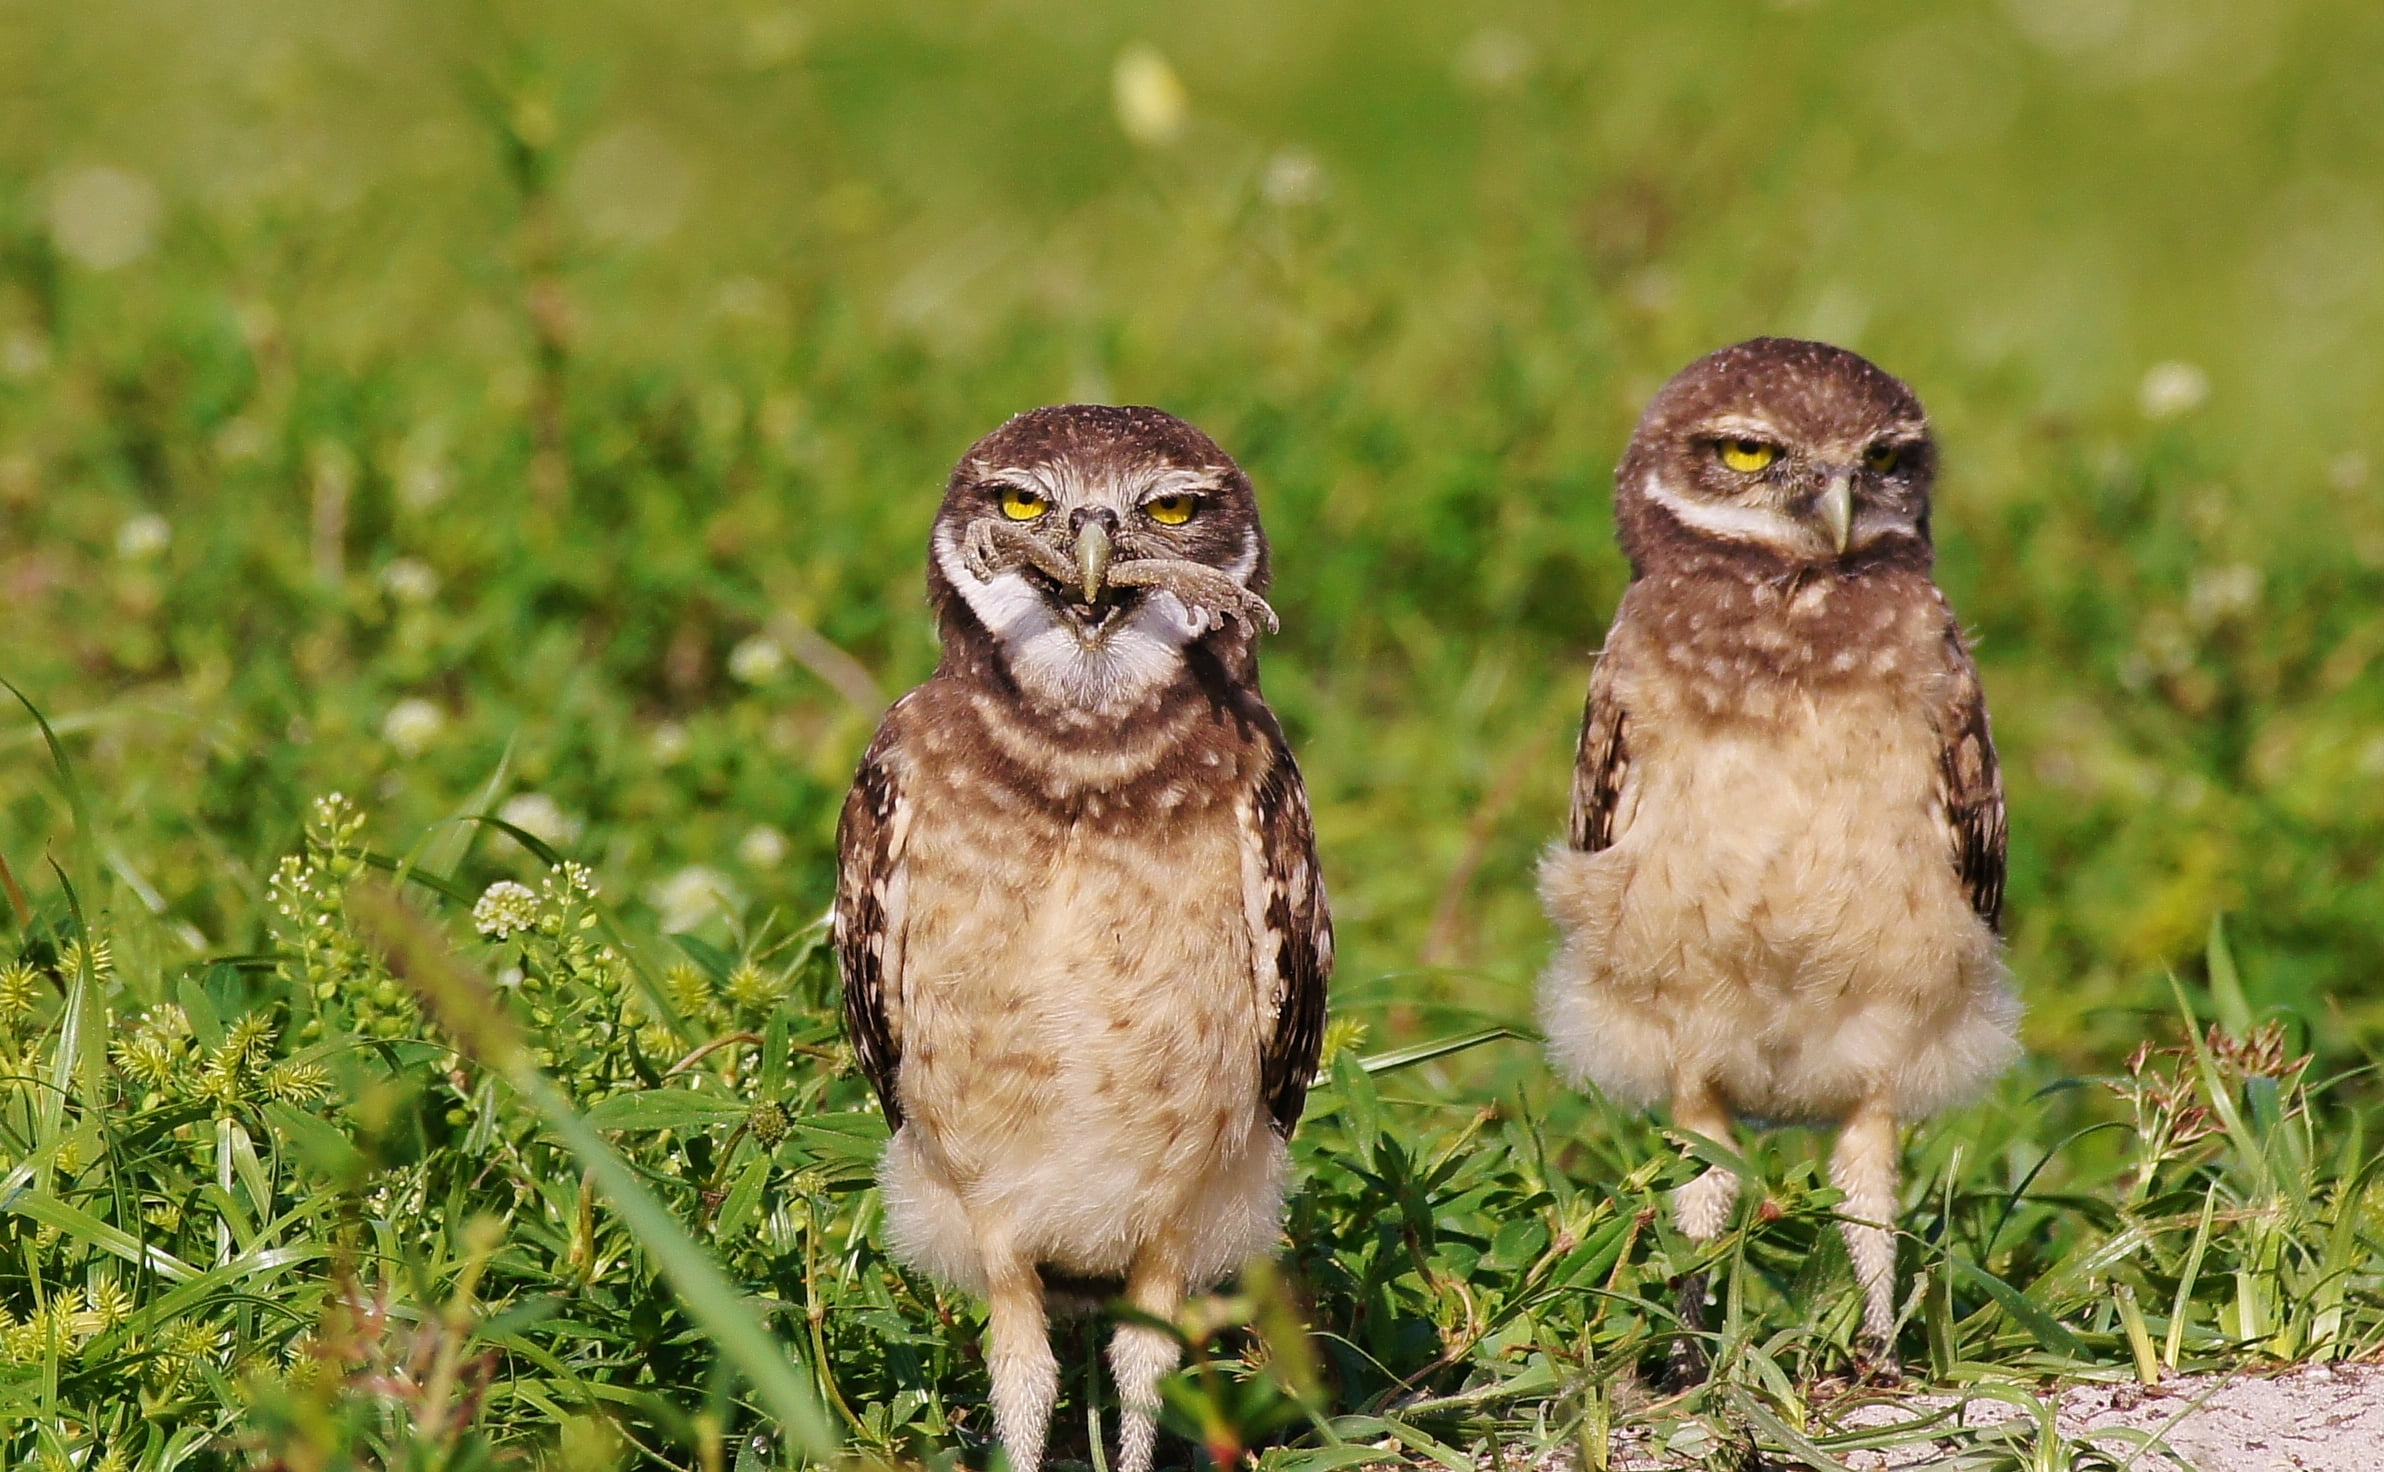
[2,1,2383,1467]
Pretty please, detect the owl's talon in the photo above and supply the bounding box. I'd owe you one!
[961,520,1007,581]
[1107,559,1279,635]
[963,520,1079,586]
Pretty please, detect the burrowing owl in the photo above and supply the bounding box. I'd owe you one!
[835,405,1331,1472]
[1538,339,2018,1369]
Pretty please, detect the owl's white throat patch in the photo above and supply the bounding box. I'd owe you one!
[936,526,1207,711]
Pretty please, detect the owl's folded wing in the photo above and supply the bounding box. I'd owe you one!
[1936,626,2007,932]
[1247,728,1334,1137]
[1568,639,1633,854]
[834,728,913,1125]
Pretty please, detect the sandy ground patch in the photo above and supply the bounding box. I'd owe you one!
[1511,1362,2384,1470]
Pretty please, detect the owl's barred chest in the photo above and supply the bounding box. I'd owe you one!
[1629,565,1952,716]
[1611,575,1961,912]
[890,721,1267,1152]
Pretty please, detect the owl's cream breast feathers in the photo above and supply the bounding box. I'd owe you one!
[1541,569,2017,1122]
[870,679,1291,1293]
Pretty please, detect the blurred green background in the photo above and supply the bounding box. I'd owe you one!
[3,0,2383,1070]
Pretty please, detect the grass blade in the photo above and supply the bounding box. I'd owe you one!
[2164,1186,2219,1370]
[1356,1025,1534,1075]
[1951,1253,2089,1361]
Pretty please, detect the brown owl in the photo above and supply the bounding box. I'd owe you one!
[1538,339,2019,1374]
[834,405,1331,1472]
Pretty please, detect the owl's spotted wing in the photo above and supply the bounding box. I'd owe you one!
[1246,728,1333,1136]
[1937,624,2007,932]
[834,724,913,1126]
[1568,638,1632,853]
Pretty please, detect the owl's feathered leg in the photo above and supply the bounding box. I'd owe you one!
[1665,1075,1738,1388]
[1107,1242,1187,1472]
[980,1234,1059,1472]
[1831,1096,1901,1368]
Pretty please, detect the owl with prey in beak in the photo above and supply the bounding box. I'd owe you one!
[834,405,1331,1472]
[1538,339,2018,1374]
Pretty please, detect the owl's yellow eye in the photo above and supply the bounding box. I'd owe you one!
[998,486,1049,521]
[1864,442,1902,474]
[1718,439,1778,474]
[1144,493,1198,526]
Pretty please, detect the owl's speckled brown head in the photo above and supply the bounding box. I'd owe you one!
[1615,338,1936,576]
[928,405,1274,713]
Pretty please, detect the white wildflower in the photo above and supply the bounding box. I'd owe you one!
[2138,361,2209,420]
[381,699,445,757]
[0,329,49,380]
[727,634,787,686]
[499,792,582,851]
[115,513,170,561]
[47,164,162,271]
[1454,28,1533,91]
[1261,149,1325,207]
[2187,563,2262,628]
[472,881,541,940]
[737,825,789,869]
[1113,44,1188,147]
[650,866,740,934]
[379,557,440,603]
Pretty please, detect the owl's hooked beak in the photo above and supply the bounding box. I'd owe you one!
[1074,517,1113,603]
[1816,473,1853,557]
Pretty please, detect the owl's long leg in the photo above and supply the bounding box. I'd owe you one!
[1831,1096,1902,1362]
[981,1234,1059,1472]
[1665,1074,1738,1388]
[1107,1241,1187,1472]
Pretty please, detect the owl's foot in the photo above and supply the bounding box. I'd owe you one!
[1849,1344,1903,1388]
[962,519,1075,585]
[1106,558,1280,634]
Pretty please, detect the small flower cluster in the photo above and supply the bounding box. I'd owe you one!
[1319,1015,1370,1067]
[270,794,415,1040]
[664,951,798,1038]
[57,936,112,983]
[147,1316,228,1383]
[0,960,46,1067]
[0,960,39,1024]
[471,881,540,939]
[113,1005,325,1113]
[0,935,116,1064]
[112,1004,192,1097]
[473,863,637,1098]
[0,1281,129,1363]
[2112,1019,2312,1195]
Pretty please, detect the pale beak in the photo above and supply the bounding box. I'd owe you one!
[1817,474,1853,557]
[1074,517,1112,602]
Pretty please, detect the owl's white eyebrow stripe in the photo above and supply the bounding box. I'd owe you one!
[1702,416,1784,442]
[1641,471,1808,549]
[976,463,1226,507]
[981,464,1072,500]
[1135,468,1223,503]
